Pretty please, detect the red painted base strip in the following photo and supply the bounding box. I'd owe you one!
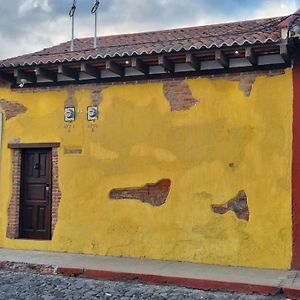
[56,267,84,276]
[283,288,300,300]
[83,269,139,281]
[138,274,280,295]
[57,267,281,296]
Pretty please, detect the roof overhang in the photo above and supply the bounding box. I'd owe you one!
[0,42,292,89]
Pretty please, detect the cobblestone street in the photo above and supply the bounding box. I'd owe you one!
[0,271,286,300]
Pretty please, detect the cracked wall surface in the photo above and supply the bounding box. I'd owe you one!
[64,89,76,108]
[0,99,27,120]
[0,68,293,270]
[90,86,109,106]
[212,190,249,221]
[163,80,199,111]
[109,179,171,206]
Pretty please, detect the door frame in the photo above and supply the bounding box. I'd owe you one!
[19,147,52,240]
[6,143,61,240]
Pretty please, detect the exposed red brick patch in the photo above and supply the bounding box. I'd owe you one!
[212,190,249,221]
[6,149,22,239]
[239,76,256,97]
[51,147,62,235]
[64,85,111,108]
[91,86,109,106]
[110,179,171,206]
[7,147,61,239]
[163,81,199,111]
[219,70,284,97]
[64,89,76,107]
[0,99,27,120]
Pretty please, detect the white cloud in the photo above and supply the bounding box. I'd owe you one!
[19,0,51,15]
[252,0,298,19]
[1,0,300,60]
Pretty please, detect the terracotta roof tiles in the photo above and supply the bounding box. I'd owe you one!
[0,16,286,68]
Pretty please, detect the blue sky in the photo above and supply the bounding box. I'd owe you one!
[0,0,299,59]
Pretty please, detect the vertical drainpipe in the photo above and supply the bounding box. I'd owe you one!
[0,113,3,170]
[292,50,300,270]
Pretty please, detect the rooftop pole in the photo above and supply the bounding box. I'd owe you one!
[91,0,100,49]
[69,0,77,52]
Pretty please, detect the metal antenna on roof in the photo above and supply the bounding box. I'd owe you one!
[91,0,100,48]
[69,0,77,51]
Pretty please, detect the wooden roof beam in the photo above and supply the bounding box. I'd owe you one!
[14,69,36,83]
[215,50,229,68]
[186,53,200,71]
[280,44,291,64]
[245,48,258,66]
[58,65,78,81]
[0,71,15,84]
[131,58,149,75]
[158,56,174,73]
[106,61,124,77]
[80,62,101,79]
[35,67,57,82]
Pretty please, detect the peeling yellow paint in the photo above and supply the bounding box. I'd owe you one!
[130,144,177,163]
[0,70,293,270]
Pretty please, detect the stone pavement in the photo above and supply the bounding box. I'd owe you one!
[0,270,283,300]
[0,248,299,299]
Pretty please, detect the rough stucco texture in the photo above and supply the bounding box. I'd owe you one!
[0,71,293,270]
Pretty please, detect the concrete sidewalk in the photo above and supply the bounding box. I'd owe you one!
[0,248,299,299]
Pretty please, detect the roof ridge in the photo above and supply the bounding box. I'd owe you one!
[77,15,286,41]
[25,15,284,58]
[0,15,286,68]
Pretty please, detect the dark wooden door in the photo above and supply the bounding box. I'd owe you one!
[20,148,52,240]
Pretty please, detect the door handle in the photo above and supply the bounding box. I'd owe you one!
[45,184,50,200]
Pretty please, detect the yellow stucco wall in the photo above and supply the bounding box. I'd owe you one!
[0,69,293,269]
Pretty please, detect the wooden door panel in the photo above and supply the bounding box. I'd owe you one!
[26,184,46,200]
[39,153,48,177]
[37,206,46,230]
[24,154,35,177]
[23,206,34,230]
[20,148,52,240]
